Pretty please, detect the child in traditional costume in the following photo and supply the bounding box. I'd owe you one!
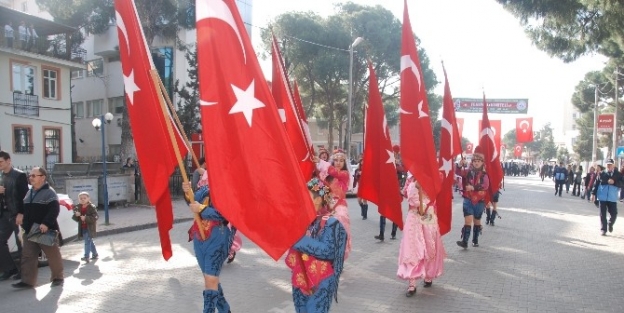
[287,177,348,313]
[397,174,446,297]
[183,181,235,313]
[457,146,490,248]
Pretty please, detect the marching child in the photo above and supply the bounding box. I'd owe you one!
[72,191,99,263]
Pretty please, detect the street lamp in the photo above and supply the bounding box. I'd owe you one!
[92,112,114,225]
[614,67,620,159]
[347,36,364,162]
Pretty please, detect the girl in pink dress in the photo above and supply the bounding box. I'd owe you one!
[397,174,446,297]
[314,149,352,260]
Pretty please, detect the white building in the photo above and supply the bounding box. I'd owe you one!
[0,4,85,169]
[5,0,253,163]
[559,100,581,155]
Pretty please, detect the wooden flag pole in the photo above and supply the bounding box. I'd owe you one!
[154,73,200,169]
[150,69,205,240]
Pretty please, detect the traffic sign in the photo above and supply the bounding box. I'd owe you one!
[617,146,624,157]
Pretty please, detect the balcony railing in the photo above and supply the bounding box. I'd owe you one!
[13,92,39,116]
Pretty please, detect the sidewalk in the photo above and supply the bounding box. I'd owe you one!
[90,198,194,238]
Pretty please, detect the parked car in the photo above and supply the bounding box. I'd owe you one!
[9,193,75,266]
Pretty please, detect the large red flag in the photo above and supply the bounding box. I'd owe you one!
[479,94,504,197]
[399,0,441,201]
[114,0,188,260]
[435,64,462,236]
[359,61,403,229]
[195,0,316,260]
[514,143,523,157]
[292,81,315,158]
[516,117,534,143]
[271,35,315,179]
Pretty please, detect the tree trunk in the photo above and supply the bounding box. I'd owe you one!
[119,103,136,162]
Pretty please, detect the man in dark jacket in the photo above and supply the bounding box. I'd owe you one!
[553,162,567,197]
[592,159,622,236]
[0,151,28,281]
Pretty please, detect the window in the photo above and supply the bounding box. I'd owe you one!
[86,59,104,77]
[43,128,61,171]
[73,102,84,119]
[43,68,59,99]
[11,62,35,95]
[21,2,27,12]
[71,69,84,79]
[151,47,174,100]
[86,99,103,117]
[13,125,33,154]
[108,96,125,114]
[572,124,577,130]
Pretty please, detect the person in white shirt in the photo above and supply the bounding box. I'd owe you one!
[4,22,13,48]
[18,21,27,49]
[28,24,38,51]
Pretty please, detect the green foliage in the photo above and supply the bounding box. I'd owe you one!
[174,45,200,138]
[557,146,571,164]
[496,0,624,62]
[262,2,439,148]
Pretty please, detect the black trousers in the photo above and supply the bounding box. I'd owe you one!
[600,201,618,231]
[555,180,565,196]
[0,214,18,273]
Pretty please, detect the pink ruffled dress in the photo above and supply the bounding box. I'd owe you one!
[316,160,352,260]
[397,177,446,281]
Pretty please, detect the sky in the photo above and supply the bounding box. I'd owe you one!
[249,0,608,144]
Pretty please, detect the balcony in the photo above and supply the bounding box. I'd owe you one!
[13,92,39,117]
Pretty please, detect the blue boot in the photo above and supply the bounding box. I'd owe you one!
[456,225,471,249]
[203,289,219,313]
[472,225,482,247]
[216,284,230,313]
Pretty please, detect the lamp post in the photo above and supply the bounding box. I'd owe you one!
[347,36,364,162]
[614,66,620,159]
[592,85,598,163]
[92,112,114,225]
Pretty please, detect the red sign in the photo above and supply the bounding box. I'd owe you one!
[514,143,523,157]
[465,142,474,154]
[454,98,528,114]
[598,114,614,133]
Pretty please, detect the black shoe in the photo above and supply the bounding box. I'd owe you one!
[406,286,416,297]
[602,230,607,236]
[374,235,384,241]
[0,269,18,281]
[51,279,64,287]
[390,236,396,240]
[81,257,90,263]
[12,273,21,280]
[609,223,614,233]
[456,241,468,248]
[472,242,479,247]
[423,281,433,288]
[91,255,99,260]
[12,282,33,289]
[226,251,236,264]
[490,220,495,226]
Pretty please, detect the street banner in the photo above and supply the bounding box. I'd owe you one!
[454,98,528,114]
[597,114,614,133]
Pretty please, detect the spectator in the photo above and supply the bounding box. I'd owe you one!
[27,23,38,51]
[191,157,206,191]
[123,158,140,203]
[4,22,14,48]
[18,21,27,49]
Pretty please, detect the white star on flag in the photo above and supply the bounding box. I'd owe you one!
[229,80,266,127]
[439,158,452,177]
[386,149,396,166]
[123,70,141,105]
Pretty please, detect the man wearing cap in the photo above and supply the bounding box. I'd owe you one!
[592,159,622,236]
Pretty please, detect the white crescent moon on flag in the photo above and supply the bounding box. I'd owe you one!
[480,127,499,161]
[115,11,129,54]
[519,120,529,132]
[197,0,246,63]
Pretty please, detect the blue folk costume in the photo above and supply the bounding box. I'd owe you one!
[287,213,348,313]
[189,186,236,313]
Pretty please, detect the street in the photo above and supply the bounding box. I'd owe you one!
[1,175,623,313]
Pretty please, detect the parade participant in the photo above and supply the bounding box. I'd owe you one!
[287,177,347,313]
[72,191,99,263]
[457,147,490,249]
[591,159,622,236]
[582,166,596,201]
[314,149,352,259]
[13,167,64,288]
[553,162,567,197]
[485,186,502,226]
[398,174,446,297]
[354,159,368,220]
[182,181,235,313]
[318,148,330,162]
[0,151,28,281]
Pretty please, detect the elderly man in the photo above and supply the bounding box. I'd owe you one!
[592,159,622,236]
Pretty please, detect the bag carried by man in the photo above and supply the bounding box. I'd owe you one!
[26,223,58,246]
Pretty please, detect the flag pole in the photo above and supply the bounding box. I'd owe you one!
[150,69,206,240]
[154,72,201,169]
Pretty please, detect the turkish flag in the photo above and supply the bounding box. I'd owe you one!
[456,117,464,139]
[435,64,462,236]
[465,142,474,154]
[479,94,504,197]
[399,0,441,201]
[359,61,404,229]
[479,119,501,152]
[271,35,315,179]
[514,143,523,157]
[114,0,188,260]
[292,81,315,159]
[516,117,534,143]
[195,0,316,260]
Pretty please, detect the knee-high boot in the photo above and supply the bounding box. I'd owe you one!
[485,208,492,225]
[490,210,497,226]
[203,289,219,313]
[456,225,471,248]
[216,284,231,313]
[472,225,482,247]
[361,204,368,220]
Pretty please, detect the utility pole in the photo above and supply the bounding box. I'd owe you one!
[593,85,598,163]
[614,66,620,160]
